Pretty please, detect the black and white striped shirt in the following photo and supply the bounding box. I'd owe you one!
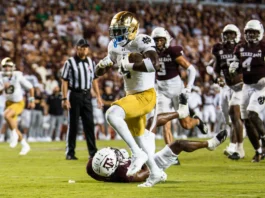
[61,55,95,90]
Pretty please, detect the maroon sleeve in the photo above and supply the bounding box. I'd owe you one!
[233,44,241,59]
[170,46,184,59]
[212,43,221,74]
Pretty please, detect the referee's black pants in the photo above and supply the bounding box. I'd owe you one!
[66,90,97,158]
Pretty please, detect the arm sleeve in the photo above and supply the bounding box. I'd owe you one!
[212,45,221,74]
[61,60,70,80]
[19,73,33,90]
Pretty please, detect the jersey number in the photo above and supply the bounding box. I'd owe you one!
[5,85,15,94]
[242,57,252,72]
[157,62,166,76]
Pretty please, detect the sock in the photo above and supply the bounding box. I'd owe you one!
[229,143,237,153]
[237,143,244,150]
[11,129,17,136]
[160,145,178,157]
[134,130,160,174]
[106,105,141,154]
[20,138,29,147]
[257,147,262,154]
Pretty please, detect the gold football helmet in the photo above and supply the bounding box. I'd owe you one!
[1,57,15,76]
[109,11,139,46]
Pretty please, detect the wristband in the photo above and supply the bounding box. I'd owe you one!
[28,97,35,102]
[62,98,67,101]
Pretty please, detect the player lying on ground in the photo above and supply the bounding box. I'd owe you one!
[86,95,227,184]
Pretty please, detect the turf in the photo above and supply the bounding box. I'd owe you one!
[0,138,265,198]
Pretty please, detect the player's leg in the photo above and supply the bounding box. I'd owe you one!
[4,108,19,147]
[154,129,228,170]
[106,89,156,176]
[228,104,244,160]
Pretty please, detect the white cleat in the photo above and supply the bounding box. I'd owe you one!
[9,131,19,148]
[138,170,167,187]
[19,144,30,155]
[126,150,148,176]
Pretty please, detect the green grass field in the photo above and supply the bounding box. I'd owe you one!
[1,138,265,198]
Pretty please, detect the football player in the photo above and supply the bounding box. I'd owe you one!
[229,20,265,162]
[95,11,166,187]
[211,24,244,160]
[150,27,207,144]
[0,57,35,155]
[86,111,227,184]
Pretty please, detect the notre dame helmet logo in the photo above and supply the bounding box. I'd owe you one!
[258,96,265,105]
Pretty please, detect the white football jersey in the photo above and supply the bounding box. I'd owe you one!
[0,71,33,102]
[108,34,156,94]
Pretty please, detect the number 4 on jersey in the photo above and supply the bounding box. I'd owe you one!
[242,57,252,72]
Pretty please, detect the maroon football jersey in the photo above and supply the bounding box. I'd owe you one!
[234,41,265,84]
[86,158,134,183]
[212,43,236,86]
[156,46,183,81]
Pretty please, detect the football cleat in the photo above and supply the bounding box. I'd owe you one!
[177,93,189,119]
[228,152,241,160]
[126,150,148,176]
[193,115,208,135]
[9,130,19,148]
[223,146,234,156]
[138,170,167,187]
[252,151,262,163]
[19,144,30,155]
[207,130,227,151]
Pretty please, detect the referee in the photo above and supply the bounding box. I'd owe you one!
[61,38,103,160]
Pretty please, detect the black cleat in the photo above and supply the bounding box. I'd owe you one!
[251,151,262,163]
[66,155,78,160]
[179,93,188,105]
[228,152,240,160]
[216,130,228,144]
[193,115,208,135]
[207,130,227,151]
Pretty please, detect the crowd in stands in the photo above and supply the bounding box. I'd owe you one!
[1,0,265,141]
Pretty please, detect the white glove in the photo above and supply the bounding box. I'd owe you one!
[121,54,134,72]
[229,62,239,74]
[98,56,113,68]
[181,87,191,98]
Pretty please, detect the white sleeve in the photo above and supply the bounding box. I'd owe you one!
[20,74,33,90]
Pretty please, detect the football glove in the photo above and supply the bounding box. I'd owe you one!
[229,61,239,74]
[98,56,113,68]
[181,87,191,99]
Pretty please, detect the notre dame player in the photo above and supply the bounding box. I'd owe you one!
[95,11,166,187]
[230,20,265,162]
[212,24,244,160]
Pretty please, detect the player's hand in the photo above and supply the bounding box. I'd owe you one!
[97,56,113,68]
[62,100,71,110]
[27,101,35,109]
[181,87,191,98]
[4,82,10,89]
[229,61,239,74]
[121,54,133,72]
[97,97,104,109]
[216,77,225,87]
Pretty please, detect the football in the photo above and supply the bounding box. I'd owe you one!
[128,52,144,63]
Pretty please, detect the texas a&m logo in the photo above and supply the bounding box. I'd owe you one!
[103,157,115,170]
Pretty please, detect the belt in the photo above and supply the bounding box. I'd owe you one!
[70,88,90,94]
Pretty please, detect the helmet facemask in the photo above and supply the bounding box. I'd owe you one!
[222,31,237,45]
[109,26,130,46]
[245,29,261,43]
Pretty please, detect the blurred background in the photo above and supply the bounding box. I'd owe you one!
[0,0,265,142]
